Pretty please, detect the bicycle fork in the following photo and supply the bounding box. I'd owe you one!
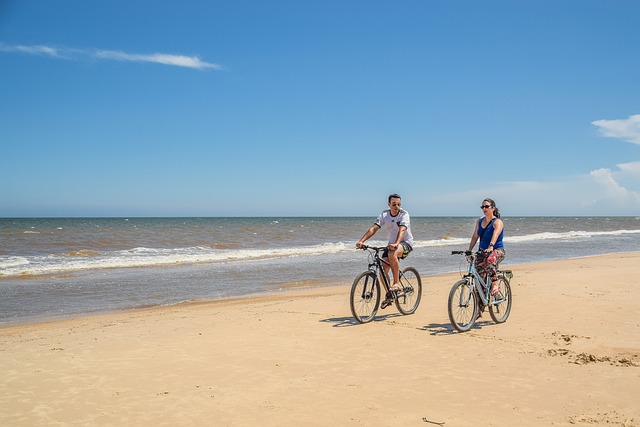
[457,276,488,314]
[458,278,475,308]
[359,271,377,301]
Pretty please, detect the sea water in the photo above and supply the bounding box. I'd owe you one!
[1,216,639,324]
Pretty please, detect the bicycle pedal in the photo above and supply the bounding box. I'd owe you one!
[381,299,392,309]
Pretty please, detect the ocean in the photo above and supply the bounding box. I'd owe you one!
[1,216,639,324]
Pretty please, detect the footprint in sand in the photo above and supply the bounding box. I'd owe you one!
[551,331,590,346]
[568,410,636,426]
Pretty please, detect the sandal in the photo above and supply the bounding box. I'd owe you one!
[388,284,402,292]
[490,284,501,296]
[380,290,398,309]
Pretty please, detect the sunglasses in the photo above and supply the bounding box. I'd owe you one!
[480,205,492,209]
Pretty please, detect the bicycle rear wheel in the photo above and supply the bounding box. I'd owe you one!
[448,279,478,332]
[350,271,380,323]
[489,275,512,324]
[395,267,422,315]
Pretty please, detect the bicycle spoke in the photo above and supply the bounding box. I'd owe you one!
[449,250,513,331]
[395,267,422,315]
[350,272,380,323]
[489,276,512,324]
[448,279,477,332]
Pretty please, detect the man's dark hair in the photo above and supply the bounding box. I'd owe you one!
[388,193,401,203]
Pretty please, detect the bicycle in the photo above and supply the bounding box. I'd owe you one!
[448,250,513,332]
[350,245,422,323]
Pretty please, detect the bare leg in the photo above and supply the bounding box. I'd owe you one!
[379,269,389,291]
[380,264,395,309]
[387,246,404,290]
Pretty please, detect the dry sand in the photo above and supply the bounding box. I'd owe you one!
[1,252,639,426]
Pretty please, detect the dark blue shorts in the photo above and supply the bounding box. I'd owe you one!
[383,242,413,260]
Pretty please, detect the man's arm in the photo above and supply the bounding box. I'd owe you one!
[356,224,380,248]
[390,225,407,249]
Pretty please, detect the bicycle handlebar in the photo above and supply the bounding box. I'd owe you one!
[359,244,386,251]
[362,247,485,256]
[451,250,473,256]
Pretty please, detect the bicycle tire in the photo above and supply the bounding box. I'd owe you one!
[489,275,512,324]
[395,267,422,315]
[350,271,380,323]
[448,278,478,332]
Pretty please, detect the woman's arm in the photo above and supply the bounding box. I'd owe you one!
[487,219,504,249]
[468,219,480,251]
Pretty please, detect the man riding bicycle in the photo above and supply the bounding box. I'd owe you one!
[356,194,414,298]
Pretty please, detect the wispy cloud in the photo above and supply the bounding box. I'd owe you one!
[617,161,640,175]
[93,50,222,70]
[407,115,640,215]
[0,43,222,70]
[588,163,640,209]
[0,43,64,58]
[592,114,640,145]
[421,161,640,216]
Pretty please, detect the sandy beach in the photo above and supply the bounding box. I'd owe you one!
[1,252,639,426]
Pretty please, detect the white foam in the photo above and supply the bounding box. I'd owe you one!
[0,242,353,277]
[506,229,640,243]
[0,257,30,269]
[1,229,638,278]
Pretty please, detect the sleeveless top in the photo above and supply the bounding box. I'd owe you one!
[477,217,504,250]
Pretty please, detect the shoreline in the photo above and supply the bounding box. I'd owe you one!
[1,252,639,425]
[3,250,639,328]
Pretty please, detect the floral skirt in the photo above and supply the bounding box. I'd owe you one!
[475,249,506,279]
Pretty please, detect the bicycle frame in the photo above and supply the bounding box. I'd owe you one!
[455,251,497,307]
[365,247,393,293]
[466,259,491,306]
[448,250,512,332]
[351,245,422,323]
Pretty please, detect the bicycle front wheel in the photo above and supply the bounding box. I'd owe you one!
[489,275,512,324]
[395,267,422,315]
[350,271,380,323]
[448,279,478,332]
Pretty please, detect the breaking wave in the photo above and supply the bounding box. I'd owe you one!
[1,229,638,278]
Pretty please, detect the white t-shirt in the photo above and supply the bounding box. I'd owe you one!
[374,208,414,247]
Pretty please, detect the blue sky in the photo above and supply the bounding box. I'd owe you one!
[1,0,639,217]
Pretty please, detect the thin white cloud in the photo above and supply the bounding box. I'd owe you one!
[592,114,640,145]
[0,43,63,58]
[0,43,222,70]
[94,50,222,70]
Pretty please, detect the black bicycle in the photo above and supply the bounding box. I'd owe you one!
[350,245,422,323]
[448,250,513,332]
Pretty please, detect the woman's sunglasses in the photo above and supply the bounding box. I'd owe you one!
[481,205,492,209]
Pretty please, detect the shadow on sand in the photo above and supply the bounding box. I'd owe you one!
[320,312,404,327]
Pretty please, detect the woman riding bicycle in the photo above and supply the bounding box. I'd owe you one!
[468,198,505,296]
